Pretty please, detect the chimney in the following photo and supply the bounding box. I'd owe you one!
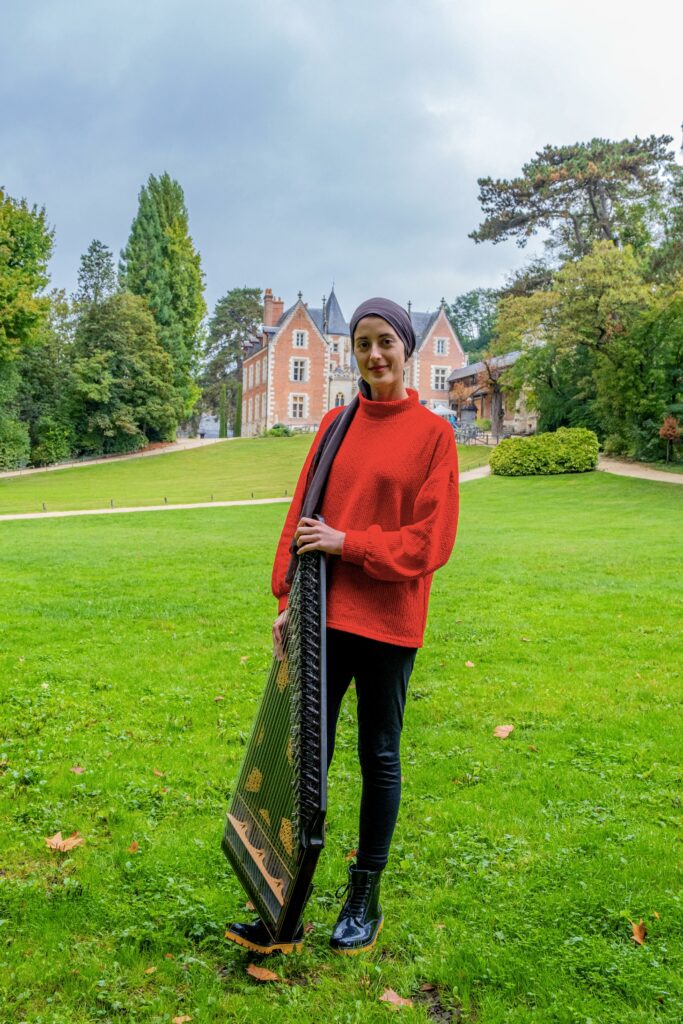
[263,287,275,326]
[271,295,284,323]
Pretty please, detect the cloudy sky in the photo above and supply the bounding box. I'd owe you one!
[2,0,682,318]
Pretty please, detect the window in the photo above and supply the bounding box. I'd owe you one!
[291,358,307,382]
[294,330,307,348]
[332,341,339,353]
[291,394,305,419]
[247,364,253,389]
[248,397,253,421]
[334,392,345,407]
[255,361,260,385]
[435,337,447,355]
[433,367,448,390]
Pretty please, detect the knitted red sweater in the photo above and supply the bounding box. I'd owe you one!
[271,388,459,647]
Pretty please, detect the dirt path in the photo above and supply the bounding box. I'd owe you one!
[597,456,683,485]
[2,460,680,523]
[0,437,228,480]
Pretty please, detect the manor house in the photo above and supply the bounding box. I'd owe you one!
[241,287,467,436]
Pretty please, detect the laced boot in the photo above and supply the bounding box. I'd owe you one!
[225,917,304,955]
[329,863,384,954]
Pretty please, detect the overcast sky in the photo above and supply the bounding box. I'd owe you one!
[2,0,682,319]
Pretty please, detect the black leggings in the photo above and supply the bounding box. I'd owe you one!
[325,627,418,871]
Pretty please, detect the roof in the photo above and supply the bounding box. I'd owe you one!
[410,310,440,348]
[447,350,521,383]
[309,287,350,336]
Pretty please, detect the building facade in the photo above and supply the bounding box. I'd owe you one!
[241,288,467,436]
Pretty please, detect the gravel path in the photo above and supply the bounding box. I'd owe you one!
[2,459,680,523]
[0,437,228,480]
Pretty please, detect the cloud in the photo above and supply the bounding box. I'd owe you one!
[1,0,681,321]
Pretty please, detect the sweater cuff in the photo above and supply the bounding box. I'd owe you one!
[277,594,289,613]
[341,529,368,567]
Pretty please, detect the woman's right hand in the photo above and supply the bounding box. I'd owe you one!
[272,609,289,661]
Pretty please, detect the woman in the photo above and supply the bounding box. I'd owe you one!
[227,297,459,955]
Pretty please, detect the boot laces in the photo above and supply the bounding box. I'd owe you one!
[337,875,372,918]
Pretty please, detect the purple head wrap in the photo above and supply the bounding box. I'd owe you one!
[349,297,416,359]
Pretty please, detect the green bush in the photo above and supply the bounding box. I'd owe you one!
[30,416,74,466]
[263,423,293,437]
[476,417,492,431]
[0,415,31,470]
[490,426,599,476]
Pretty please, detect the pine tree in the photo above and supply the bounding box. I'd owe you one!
[75,239,116,306]
[219,382,227,438]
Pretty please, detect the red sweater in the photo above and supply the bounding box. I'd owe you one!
[271,388,459,647]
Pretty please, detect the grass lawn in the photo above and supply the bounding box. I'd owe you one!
[1,471,681,1023]
[0,439,491,515]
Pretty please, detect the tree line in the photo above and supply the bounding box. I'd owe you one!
[0,173,263,469]
[447,131,683,461]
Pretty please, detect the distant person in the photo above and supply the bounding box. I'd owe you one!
[226,298,460,955]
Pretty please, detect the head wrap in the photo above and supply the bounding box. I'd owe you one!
[349,297,416,359]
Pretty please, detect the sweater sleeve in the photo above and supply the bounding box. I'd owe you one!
[340,427,459,582]
[271,407,344,612]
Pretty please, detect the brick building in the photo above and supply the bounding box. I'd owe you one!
[241,289,467,436]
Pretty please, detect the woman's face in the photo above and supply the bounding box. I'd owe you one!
[352,316,407,399]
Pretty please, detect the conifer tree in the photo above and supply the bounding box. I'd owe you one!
[75,239,116,306]
[119,173,206,417]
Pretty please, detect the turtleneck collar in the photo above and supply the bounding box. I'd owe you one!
[357,386,420,418]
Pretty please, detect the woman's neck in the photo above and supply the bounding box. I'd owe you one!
[368,382,409,401]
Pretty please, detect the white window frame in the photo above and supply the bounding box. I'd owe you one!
[247,364,253,389]
[248,397,253,421]
[432,366,449,391]
[435,337,448,355]
[293,330,308,348]
[290,357,308,383]
[255,361,261,385]
[334,392,345,407]
[290,393,307,419]
[331,341,339,353]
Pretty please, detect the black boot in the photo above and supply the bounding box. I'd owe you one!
[329,863,384,954]
[225,917,304,955]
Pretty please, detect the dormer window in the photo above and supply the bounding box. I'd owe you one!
[294,330,307,348]
[435,337,447,355]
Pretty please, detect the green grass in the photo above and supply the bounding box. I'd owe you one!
[1,471,681,1023]
[0,439,491,515]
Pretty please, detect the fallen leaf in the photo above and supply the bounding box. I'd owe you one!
[245,900,255,911]
[70,765,85,774]
[629,918,647,945]
[172,1016,192,1023]
[160,787,170,794]
[153,768,165,777]
[527,744,539,752]
[240,656,249,664]
[653,910,660,920]
[344,848,358,861]
[494,724,514,738]
[521,636,531,642]
[214,695,224,702]
[465,660,475,668]
[143,965,156,974]
[435,922,445,929]
[246,963,283,983]
[420,982,436,991]
[380,988,413,1008]
[128,841,139,853]
[164,953,175,960]
[45,831,84,852]
[304,922,314,934]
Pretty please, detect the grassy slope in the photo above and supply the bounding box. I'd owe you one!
[0,471,681,1023]
[0,439,491,515]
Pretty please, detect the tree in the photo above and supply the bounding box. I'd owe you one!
[0,188,53,468]
[494,241,681,455]
[75,239,116,306]
[71,292,183,455]
[201,286,262,430]
[446,288,497,355]
[469,135,676,260]
[218,382,227,438]
[119,173,206,417]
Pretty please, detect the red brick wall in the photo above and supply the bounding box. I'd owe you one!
[270,305,328,430]
[415,310,466,406]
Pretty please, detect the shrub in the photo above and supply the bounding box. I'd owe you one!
[489,426,599,476]
[30,416,74,466]
[263,423,293,437]
[0,415,31,470]
[476,418,492,431]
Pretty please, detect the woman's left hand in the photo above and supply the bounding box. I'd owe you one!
[294,517,345,556]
